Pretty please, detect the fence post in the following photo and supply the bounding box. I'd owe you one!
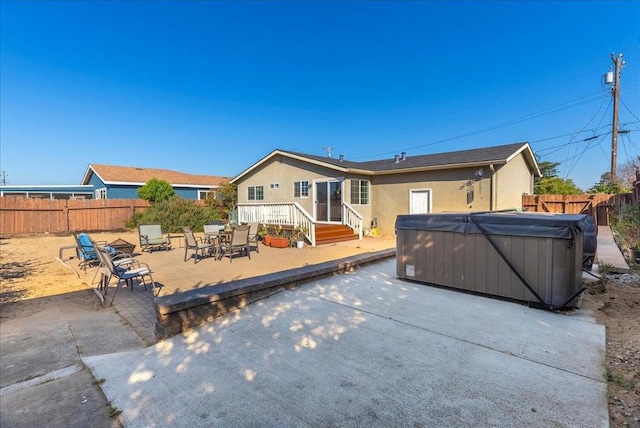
[64,201,70,233]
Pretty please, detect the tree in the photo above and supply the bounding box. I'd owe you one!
[137,178,175,203]
[205,181,237,220]
[537,161,560,179]
[535,177,581,195]
[534,161,581,194]
[588,171,631,194]
[617,156,640,189]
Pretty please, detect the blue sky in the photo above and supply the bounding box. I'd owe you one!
[1,1,639,190]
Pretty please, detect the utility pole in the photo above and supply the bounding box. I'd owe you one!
[1,171,6,186]
[609,52,625,180]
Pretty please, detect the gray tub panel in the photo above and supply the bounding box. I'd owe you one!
[396,212,585,308]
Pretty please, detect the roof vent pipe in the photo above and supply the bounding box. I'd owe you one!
[400,152,407,161]
[394,154,400,164]
[339,154,344,162]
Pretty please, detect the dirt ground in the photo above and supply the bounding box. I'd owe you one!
[1,233,639,426]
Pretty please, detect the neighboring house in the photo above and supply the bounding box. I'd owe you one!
[0,165,229,200]
[0,185,94,199]
[231,142,541,244]
[81,164,230,200]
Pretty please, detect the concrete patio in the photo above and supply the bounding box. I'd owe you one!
[84,257,608,427]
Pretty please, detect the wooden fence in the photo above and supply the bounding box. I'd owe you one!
[0,197,151,235]
[522,193,632,225]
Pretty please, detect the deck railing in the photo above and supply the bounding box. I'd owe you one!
[237,203,316,246]
[342,202,363,239]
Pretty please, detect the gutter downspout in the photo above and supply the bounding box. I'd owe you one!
[489,164,495,211]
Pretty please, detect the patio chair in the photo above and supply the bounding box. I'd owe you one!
[139,224,171,252]
[73,232,117,272]
[83,235,138,286]
[218,224,251,263]
[208,220,225,231]
[96,246,156,306]
[204,224,221,244]
[182,226,216,263]
[247,222,261,254]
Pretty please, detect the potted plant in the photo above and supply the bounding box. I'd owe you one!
[269,225,289,248]
[611,204,640,264]
[627,229,640,264]
[257,224,269,246]
[291,223,309,249]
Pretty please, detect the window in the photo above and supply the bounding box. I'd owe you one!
[269,183,280,189]
[248,186,264,201]
[95,188,107,199]
[293,180,309,198]
[198,190,210,200]
[350,179,370,205]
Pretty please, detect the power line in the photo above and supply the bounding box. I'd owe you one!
[351,92,606,160]
[620,98,640,121]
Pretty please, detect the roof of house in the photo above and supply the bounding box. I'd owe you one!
[82,164,230,188]
[231,142,541,182]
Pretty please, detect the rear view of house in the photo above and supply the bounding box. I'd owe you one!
[231,142,541,244]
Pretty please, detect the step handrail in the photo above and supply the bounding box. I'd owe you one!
[342,202,363,240]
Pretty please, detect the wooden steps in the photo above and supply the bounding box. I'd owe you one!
[315,224,359,245]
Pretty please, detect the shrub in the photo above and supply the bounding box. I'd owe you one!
[610,204,640,250]
[126,196,221,233]
[138,178,175,203]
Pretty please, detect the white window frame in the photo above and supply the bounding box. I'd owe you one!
[248,185,264,201]
[198,190,210,200]
[350,179,370,205]
[95,188,107,199]
[293,180,310,198]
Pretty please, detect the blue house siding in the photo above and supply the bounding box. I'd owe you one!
[175,187,200,199]
[3,166,223,200]
[89,174,207,200]
[88,174,105,197]
[104,185,140,199]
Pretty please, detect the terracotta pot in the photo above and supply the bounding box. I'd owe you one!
[270,237,289,248]
[263,235,272,246]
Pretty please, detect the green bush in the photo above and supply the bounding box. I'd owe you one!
[610,204,640,249]
[126,196,221,233]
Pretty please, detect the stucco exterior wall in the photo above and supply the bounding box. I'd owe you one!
[371,168,492,235]
[494,153,533,209]
[236,155,372,221]
[236,150,534,236]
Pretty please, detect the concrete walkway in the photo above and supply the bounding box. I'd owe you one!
[0,297,147,427]
[84,258,608,427]
[597,226,630,273]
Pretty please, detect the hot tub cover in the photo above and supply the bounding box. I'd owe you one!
[395,211,587,240]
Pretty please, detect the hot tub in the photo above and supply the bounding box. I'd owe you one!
[395,212,588,309]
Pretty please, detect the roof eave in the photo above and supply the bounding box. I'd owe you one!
[231,150,350,183]
[505,143,541,177]
[101,180,222,188]
[370,160,508,175]
[81,165,102,185]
